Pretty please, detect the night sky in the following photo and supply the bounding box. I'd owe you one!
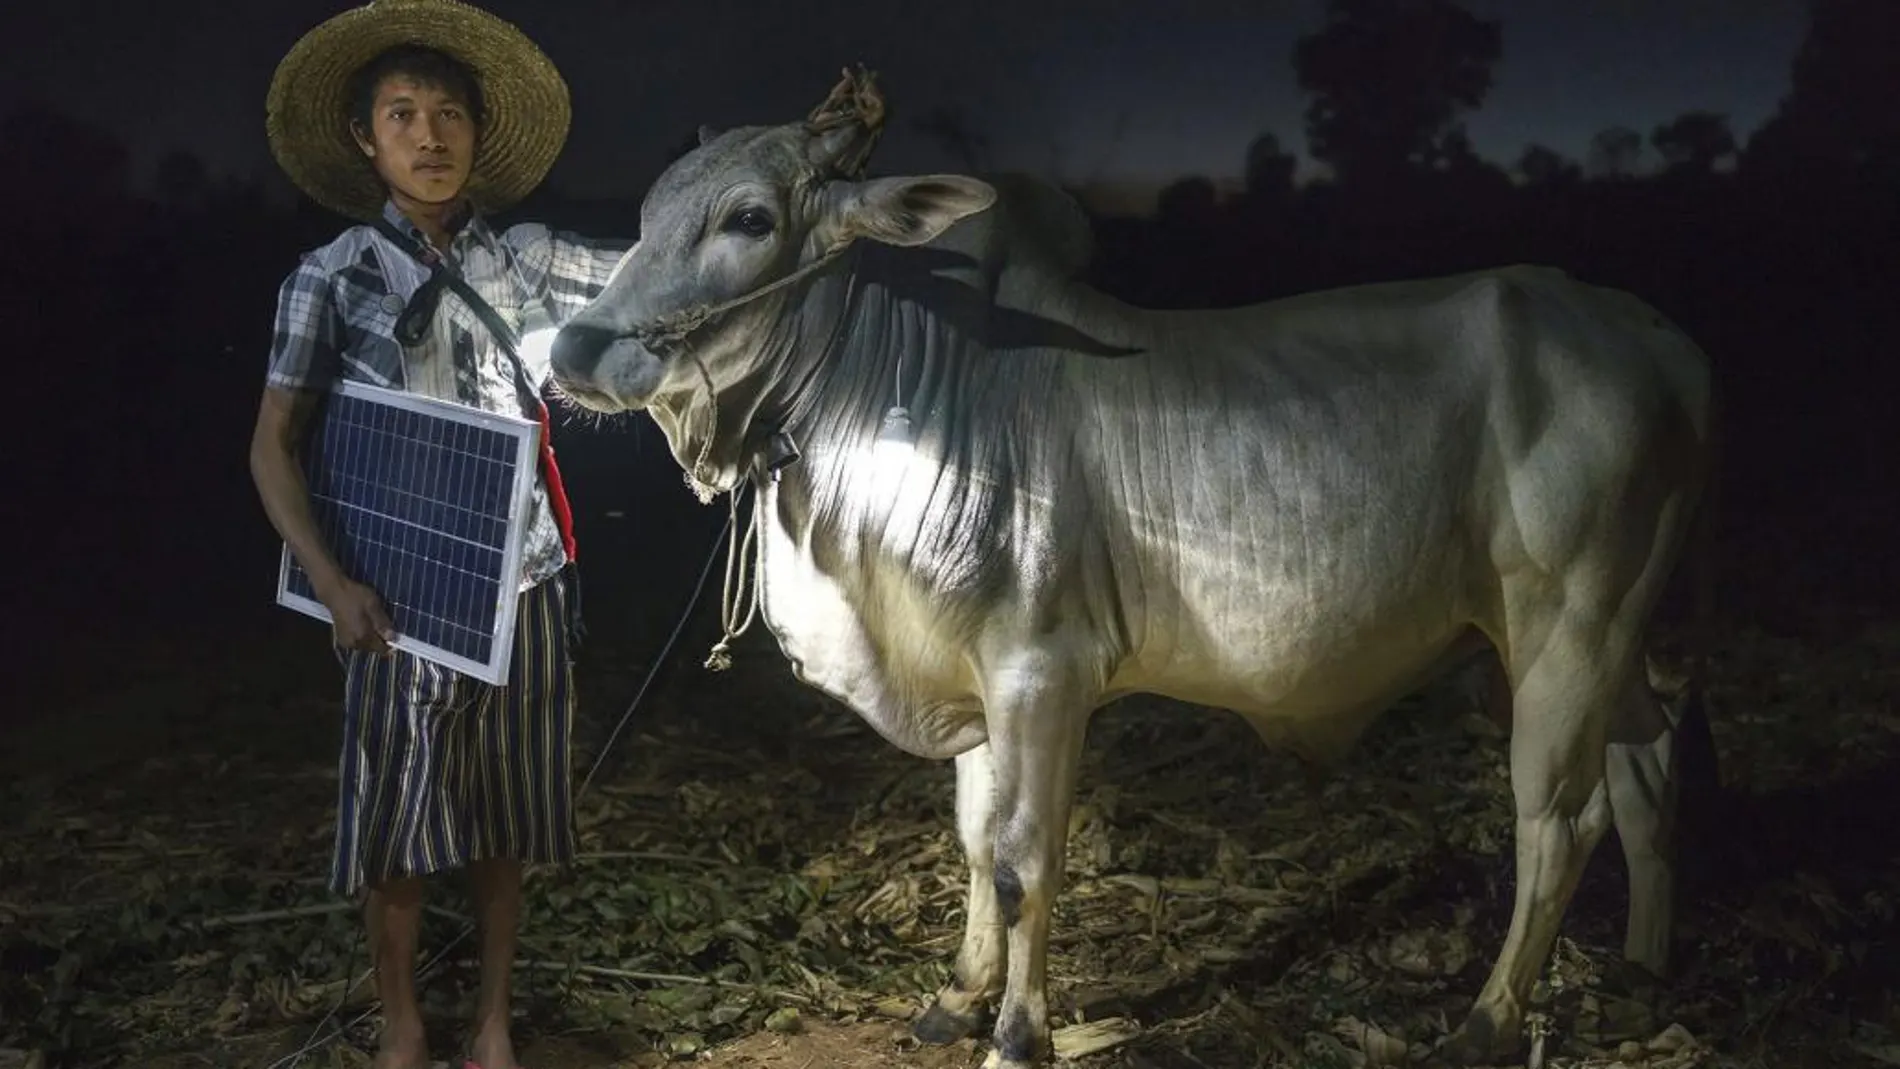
[9,0,1802,204]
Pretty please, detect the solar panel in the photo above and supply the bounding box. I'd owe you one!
[275,379,540,685]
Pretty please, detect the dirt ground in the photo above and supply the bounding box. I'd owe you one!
[6,602,1900,1069]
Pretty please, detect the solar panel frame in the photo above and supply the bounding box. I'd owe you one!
[274,379,541,686]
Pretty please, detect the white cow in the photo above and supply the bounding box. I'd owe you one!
[551,70,1717,1067]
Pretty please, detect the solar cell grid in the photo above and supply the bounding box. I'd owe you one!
[276,380,539,684]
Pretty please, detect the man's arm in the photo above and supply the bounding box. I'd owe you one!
[249,386,345,595]
[509,224,634,387]
[536,226,634,324]
[250,262,395,652]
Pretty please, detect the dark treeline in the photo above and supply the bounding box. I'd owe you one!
[7,0,1896,681]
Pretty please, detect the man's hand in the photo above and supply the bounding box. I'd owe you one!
[321,577,398,653]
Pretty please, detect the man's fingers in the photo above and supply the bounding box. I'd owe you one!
[368,596,397,643]
[363,614,393,654]
[338,604,394,654]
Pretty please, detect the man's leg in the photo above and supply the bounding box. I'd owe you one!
[468,859,524,1069]
[335,642,466,1069]
[365,875,428,1069]
[462,574,578,1069]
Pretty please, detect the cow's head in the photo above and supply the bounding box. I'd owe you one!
[551,68,996,490]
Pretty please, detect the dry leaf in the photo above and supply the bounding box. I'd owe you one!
[1052,1017,1141,1060]
[1334,1015,1410,1065]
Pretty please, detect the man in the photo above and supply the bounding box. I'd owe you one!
[249,3,629,1067]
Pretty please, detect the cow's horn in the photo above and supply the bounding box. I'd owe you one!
[804,64,885,179]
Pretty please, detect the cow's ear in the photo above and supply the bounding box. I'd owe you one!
[824,174,996,248]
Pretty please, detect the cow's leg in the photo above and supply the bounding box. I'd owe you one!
[1444,625,1626,1064]
[915,742,1005,1043]
[978,665,1091,1069]
[1606,672,1683,977]
[1451,646,1684,970]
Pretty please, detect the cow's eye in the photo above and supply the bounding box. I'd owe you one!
[722,207,774,239]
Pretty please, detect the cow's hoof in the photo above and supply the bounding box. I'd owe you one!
[978,1050,1037,1069]
[1439,1009,1521,1065]
[912,1001,982,1045]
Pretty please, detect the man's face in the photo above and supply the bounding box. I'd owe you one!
[352,74,477,209]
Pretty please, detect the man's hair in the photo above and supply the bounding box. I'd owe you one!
[346,44,487,133]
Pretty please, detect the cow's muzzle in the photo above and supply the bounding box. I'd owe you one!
[550,325,664,412]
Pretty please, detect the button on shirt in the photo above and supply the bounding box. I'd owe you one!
[265,200,630,591]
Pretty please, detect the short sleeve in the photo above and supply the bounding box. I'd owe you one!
[264,255,346,392]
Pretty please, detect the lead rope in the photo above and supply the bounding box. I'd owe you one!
[684,353,722,503]
[669,243,862,672]
[681,351,765,671]
[703,485,764,670]
[632,240,852,352]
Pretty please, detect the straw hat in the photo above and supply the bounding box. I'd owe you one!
[266,0,570,221]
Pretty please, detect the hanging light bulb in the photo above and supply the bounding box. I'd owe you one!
[870,404,915,489]
[877,404,913,448]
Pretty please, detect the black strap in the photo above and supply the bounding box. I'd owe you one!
[374,218,544,409]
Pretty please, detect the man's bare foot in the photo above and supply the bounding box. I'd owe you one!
[467,1015,518,1069]
[371,1023,430,1069]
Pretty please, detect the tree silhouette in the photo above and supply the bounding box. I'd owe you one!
[1745,0,1900,183]
[1586,125,1645,179]
[1292,0,1503,187]
[911,105,991,174]
[1516,143,1581,187]
[1420,127,1514,204]
[1651,111,1737,174]
[1425,127,1490,176]
[1242,132,1298,202]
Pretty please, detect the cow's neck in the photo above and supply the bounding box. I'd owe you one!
[756,245,1091,645]
[774,246,990,482]
[749,238,1145,490]
[747,256,866,470]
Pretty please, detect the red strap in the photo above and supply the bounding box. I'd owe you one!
[534,399,578,563]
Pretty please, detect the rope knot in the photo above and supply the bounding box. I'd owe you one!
[701,484,763,672]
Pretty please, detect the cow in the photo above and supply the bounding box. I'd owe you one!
[549,69,1718,1067]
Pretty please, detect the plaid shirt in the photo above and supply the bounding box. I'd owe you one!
[267,199,630,591]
